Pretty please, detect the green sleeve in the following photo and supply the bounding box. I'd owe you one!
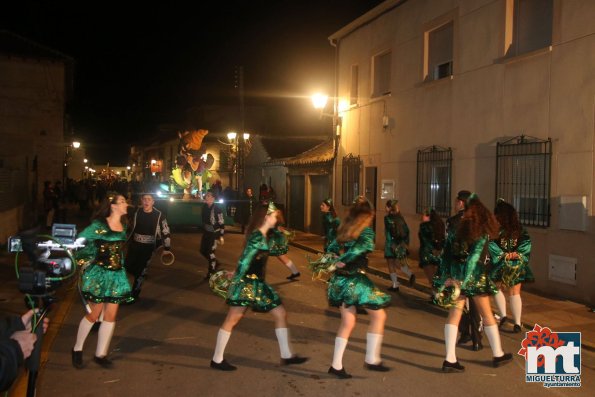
[74,220,104,267]
[338,228,375,264]
[488,238,505,266]
[235,232,267,277]
[384,216,393,245]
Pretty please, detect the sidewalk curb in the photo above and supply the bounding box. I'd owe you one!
[290,241,595,353]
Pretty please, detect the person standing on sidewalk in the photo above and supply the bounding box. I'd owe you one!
[72,192,133,369]
[434,193,513,372]
[418,208,445,286]
[125,193,171,300]
[489,199,534,333]
[210,202,308,371]
[384,199,415,292]
[321,198,340,253]
[268,208,301,280]
[200,190,225,279]
[326,196,391,379]
[446,190,483,350]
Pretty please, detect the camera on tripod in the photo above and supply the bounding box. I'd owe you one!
[8,223,83,297]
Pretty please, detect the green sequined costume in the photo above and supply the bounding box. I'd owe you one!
[384,214,409,259]
[322,212,340,254]
[327,227,391,310]
[418,221,443,268]
[226,230,281,312]
[268,227,289,256]
[488,228,534,288]
[75,220,133,304]
[433,233,498,297]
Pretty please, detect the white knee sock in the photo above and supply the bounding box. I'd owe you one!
[365,333,383,365]
[389,273,399,287]
[510,294,522,325]
[74,317,95,351]
[96,321,115,357]
[212,329,232,363]
[275,328,293,359]
[493,290,507,318]
[401,264,412,277]
[331,337,348,370]
[444,324,458,363]
[285,260,299,274]
[484,324,504,357]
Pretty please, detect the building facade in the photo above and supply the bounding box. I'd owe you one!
[329,0,595,304]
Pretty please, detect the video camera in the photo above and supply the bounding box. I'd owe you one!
[8,223,84,297]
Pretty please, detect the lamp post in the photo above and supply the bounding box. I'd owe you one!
[227,131,250,193]
[63,140,82,184]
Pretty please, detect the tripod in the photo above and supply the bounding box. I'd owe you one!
[25,299,51,397]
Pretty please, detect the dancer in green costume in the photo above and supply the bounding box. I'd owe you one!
[210,202,308,371]
[326,196,391,379]
[72,192,132,369]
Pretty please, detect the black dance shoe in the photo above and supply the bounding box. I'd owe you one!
[498,316,508,330]
[493,353,513,368]
[388,286,399,292]
[210,359,237,371]
[457,334,472,345]
[364,362,390,372]
[93,355,113,368]
[409,274,416,286]
[513,324,522,333]
[442,360,465,372]
[328,366,352,379]
[472,342,483,351]
[72,349,83,369]
[286,272,301,281]
[280,355,309,365]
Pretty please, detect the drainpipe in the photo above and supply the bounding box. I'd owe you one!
[330,37,339,206]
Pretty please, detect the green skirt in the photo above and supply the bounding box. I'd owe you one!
[81,264,133,304]
[226,276,281,312]
[327,271,391,310]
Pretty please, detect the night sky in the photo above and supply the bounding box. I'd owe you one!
[2,1,384,163]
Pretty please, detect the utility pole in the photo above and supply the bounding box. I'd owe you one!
[237,66,245,194]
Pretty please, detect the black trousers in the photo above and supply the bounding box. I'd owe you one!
[459,298,483,344]
[125,242,154,292]
[200,231,218,273]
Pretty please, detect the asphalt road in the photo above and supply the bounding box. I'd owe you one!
[33,231,593,397]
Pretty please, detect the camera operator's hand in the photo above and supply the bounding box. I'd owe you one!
[10,331,37,359]
[21,310,49,333]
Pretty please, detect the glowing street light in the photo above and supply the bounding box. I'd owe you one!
[311,93,329,110]
[227,131,237,141]
[72,141,81,149]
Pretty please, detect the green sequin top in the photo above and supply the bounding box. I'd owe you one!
[268,227,289,256]
[384,214,409,259]
[434,232,497,297]
[488,228,534,287]
[418,221,443,267]
[75,220,127,270]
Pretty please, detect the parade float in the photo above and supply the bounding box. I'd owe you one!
[159,129,235,228]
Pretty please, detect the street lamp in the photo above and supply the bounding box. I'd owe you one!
[227,131,251,192]
[311,93,342,136]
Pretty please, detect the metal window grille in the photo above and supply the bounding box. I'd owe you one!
[342,154,361,206]
[416,146,452,217]
[496,135,551,227]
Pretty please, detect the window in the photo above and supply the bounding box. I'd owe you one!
[416,146,452,217]
[350,65,359,105]
[496,135,552,227]
[505,0,553,57]
[372,51,391,97]
[342,154,361,206]
[427,21,453,81]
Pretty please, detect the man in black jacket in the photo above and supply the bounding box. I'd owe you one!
[126,193,171,300]
[201,190,225,278]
